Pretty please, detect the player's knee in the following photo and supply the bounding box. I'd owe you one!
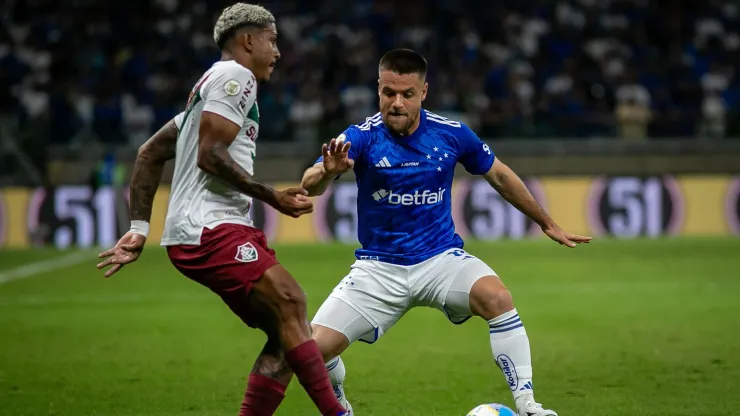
[311,324,348,362]
[318,341,338,363]
[476,289,514,320]
[470,277,514,320]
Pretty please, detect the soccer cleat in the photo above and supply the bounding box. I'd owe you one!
[341,399,354,415]
[514,395,558,416]
[338,401,353,415]
[332,381,353,415]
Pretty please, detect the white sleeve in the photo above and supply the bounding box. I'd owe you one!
[202,64,257,127]
[174,111,185,129]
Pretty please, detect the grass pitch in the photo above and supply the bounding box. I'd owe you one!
[0,238,738,416]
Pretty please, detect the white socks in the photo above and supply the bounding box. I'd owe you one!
[325,310,536,407]
[326,356,348,405]
[488,309,534,400]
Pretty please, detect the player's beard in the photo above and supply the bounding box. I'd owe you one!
[385,112,416,136]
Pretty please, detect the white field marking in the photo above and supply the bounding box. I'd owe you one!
[0,250,95,285]
[0,292,211,306]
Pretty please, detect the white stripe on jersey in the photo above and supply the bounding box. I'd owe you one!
[425,110,461,127]
[425,110,454,120]
[356,111,463,131]
[359,119,383,131]
[357,112,382,130]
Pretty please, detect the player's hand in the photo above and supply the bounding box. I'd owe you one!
[96,232,147,277]
[542,224,592,248]
[273,187,314,218]
[322,138,354,175]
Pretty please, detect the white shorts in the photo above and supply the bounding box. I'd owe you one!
[311,248,496,344]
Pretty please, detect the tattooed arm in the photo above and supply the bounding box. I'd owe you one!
[482,158,554,228]
[196,112,313,217]
[96,117,179,278]
[196,112,278,204]
[129,118,179,222]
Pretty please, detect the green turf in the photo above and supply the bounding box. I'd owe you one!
[0,249,86,271]
[0,238,739,416]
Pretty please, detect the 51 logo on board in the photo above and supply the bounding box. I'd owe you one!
[27,186,130,248]
[25,186,278,248]
[587,176,685,237]
[452,178,547,240]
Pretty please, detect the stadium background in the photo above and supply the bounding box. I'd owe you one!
[1,1,739,416]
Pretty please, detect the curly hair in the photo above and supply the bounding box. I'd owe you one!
[213,3,275,50]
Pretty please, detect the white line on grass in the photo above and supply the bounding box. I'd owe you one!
[0,250,94,285]
[0,292,212,306]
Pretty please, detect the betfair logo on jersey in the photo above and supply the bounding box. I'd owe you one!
[372,188,446,205]
[372,189,388,201]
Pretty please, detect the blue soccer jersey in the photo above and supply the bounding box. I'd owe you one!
[316,110,495,265]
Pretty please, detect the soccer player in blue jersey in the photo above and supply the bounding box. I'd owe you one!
[300,49,591,416]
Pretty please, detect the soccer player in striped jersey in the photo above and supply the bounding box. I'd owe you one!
[301,49,591,416]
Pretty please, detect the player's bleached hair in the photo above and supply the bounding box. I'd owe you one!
[213,3,275,50]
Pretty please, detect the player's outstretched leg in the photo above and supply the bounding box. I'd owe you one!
[312,323,354,413]
[468,276,558,416]
[250,265,348,416]
[239,332,292,416]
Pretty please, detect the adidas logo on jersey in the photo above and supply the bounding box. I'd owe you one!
[372,188,446,206]
[375,157,391,168]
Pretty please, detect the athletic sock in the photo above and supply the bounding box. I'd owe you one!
[326,356,348,405]
[285,340,346,416]
[488,309,534,401]
[239,373,287,416]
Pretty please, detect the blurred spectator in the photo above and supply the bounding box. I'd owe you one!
[615,97,651,140]
[290,83,324,144]
[92,151,126,189]
[2,0,740,150]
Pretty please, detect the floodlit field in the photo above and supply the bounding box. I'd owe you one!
[1,238,738,416]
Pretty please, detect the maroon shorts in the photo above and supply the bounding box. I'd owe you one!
[167,223,279,328]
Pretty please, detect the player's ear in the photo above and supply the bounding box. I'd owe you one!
[241,30,254,53]
[421,82,428,101]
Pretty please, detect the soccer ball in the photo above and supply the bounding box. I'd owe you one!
[466,403,517,416]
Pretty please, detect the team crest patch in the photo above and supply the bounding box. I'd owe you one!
[224,79,241,96]
[235,242,259,263]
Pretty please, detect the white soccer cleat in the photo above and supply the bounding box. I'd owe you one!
[515,395,558,416]
[342,399,354,415]
[333,383,353,415]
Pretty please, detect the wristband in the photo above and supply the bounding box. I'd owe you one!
[129,220,150,238]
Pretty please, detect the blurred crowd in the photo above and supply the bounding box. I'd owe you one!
[2,0,740,150]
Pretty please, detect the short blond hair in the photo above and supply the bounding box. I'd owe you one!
[213,3,275,49]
